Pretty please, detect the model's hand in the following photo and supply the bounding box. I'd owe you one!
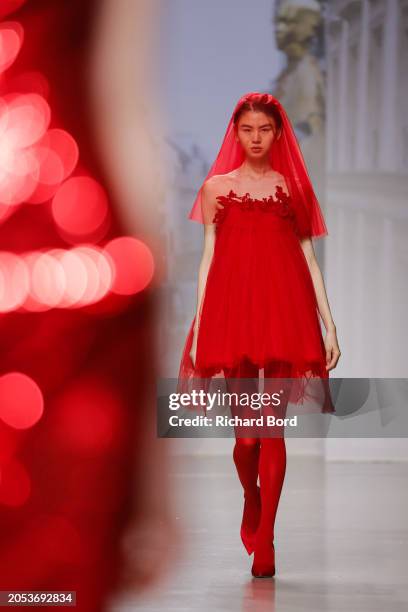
[325,328,341,371]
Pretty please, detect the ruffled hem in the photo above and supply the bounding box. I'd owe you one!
[177,346,335,415]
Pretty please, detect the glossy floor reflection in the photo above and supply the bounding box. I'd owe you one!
[109,453,408,611]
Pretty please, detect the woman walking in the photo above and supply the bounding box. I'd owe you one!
[177,92,341,578]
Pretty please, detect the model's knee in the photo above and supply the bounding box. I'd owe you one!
[235,437,260,449]
[260,437,286,450]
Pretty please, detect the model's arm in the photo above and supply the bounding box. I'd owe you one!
[276,174,340,370]
[190,179,219,367]
[193,225,215,334]
[299,237,341,371]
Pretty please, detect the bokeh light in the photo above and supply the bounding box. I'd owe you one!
[0,240,152,312]
[28,129,79,204]
[0,21,24,74]
[104,236,155,295]
[3,93,51,148]
[0,93,51,207]
[52,176,109,239]
[0,372,44,429]
[66,245,113,306]
[24,249,66,310]
[0,251,30,311]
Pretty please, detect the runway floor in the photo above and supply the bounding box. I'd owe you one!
[109,452,408,612]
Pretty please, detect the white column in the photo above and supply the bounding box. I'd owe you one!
[378,218,393,376]
[352,211,365,372]
[355,0,371,171]
[337,19,349,171]
[378,0,399,171]
[326,53,335,172]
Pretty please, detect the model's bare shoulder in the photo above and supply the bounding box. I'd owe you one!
[273,171,289,194]
[202,174,231,198]
[202,175,220,192]
[272,170,285,182]
[201,177,222,224]
[220,169,240,186]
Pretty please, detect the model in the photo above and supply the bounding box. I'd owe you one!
[177,92,341,578]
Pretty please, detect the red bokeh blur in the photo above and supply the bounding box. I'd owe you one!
[0,0,161,609]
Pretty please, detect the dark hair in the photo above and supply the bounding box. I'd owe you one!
[233,96,283,135]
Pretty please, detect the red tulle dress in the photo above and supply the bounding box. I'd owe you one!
[177,185,335,414]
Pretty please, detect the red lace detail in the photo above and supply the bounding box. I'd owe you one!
[212,185,295,225]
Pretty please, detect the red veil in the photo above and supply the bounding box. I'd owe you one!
[188,91,328,240]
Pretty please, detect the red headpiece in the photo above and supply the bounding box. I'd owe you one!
[188,91,328,239]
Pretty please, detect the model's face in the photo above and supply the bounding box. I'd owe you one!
[235,111,280,160]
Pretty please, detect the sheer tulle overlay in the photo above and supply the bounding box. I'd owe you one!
[177,92,334,416]
[177,187,335,415]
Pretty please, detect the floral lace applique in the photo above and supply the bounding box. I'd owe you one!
[212,186,295,225]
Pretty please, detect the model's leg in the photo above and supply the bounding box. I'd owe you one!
[251,362,291,577]
[251,436,286,576]
[232,437,260,497]
[224,358,261,555]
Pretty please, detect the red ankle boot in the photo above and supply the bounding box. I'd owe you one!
[240,485,261,555]
[251,539,275,578]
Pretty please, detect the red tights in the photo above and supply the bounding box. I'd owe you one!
[224,358,289,576]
